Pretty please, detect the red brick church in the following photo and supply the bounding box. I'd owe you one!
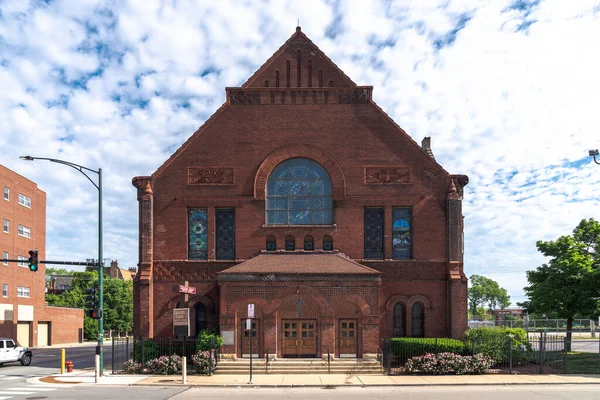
[132,27,469,360]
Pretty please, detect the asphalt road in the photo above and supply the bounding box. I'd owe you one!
[31,342,131,371]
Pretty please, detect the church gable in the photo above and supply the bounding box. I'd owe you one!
[243,27,356,90]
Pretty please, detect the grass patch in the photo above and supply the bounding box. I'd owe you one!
[567,352,600,374]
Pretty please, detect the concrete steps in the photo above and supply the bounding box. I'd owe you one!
[215,358,384,375]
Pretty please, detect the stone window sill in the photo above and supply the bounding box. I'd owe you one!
[262,224,337,228]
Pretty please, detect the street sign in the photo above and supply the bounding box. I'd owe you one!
[179,285,196,295]
[246,319,252,330]
[248,304,255,319]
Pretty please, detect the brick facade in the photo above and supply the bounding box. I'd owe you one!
[133,27,468,359]
[0,165,83,347]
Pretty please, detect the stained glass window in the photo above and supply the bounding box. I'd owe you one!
[411,302,424,338]
[323,235,333,251]
[266,236,276,251]
[364,208,384,259]
[304,235,314,251]
[266,158,333,225]
[392,208,411,259]
[393,303,406,337]
[216,208,235,260]
[188,208,208,260]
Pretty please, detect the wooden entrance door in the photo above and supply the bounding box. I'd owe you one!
[282,319,317,357]
[339,319,357,357]
[241,319,259,357]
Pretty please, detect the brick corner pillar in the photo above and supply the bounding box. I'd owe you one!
[132,176,154,339]
[447,175,469,339]
[361,315,381,360]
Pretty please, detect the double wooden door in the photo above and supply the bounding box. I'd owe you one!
[339,319,357,357]
[241,319,259,357]
[282,319,317,357]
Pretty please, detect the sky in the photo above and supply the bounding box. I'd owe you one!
[1,0,599,306]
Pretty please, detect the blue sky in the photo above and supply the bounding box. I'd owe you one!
[1,0,599,306]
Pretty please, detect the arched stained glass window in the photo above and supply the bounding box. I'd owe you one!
[392,208,411,259]
[393,303,406,337]
[266,236,276,251]
[266,158,333,225]
[304,235,314,251]
[323,235,333,251]
[285,235,295,251]
[189,208,208,260]
[411,302,424,338]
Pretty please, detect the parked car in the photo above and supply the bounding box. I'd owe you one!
[0,338,32,366]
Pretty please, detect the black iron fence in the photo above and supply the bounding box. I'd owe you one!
[111,336,219,375]
[382,333,566,375]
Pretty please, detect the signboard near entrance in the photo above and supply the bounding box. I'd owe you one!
[173,308,190,336]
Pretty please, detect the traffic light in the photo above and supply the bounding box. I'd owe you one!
[27,250,38,272]
[90,309,102,320]
[85,287,96,311]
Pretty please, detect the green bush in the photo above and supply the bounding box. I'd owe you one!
[405,352,493,375]
[391,338,466,363]
[196,329,224,351]
[464,327,531,363]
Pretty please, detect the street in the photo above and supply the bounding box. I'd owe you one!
[30,342,128,370]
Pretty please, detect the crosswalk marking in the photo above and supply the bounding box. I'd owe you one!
[0,391,35,395]
[7,387,56,391]
[29,384,74,388]
[0,377,20,380]
[0,397,11,400]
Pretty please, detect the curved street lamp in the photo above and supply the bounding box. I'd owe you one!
[590,149,600,165]
[20,155,104,375]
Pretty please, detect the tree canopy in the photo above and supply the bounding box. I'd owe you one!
[468,274,511,316]
[46,271,133,340]
[519,218,600,345]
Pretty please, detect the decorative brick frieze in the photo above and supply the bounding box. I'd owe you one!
[227,87,372,105]
[364,165,412,185]
[187,167,235,185]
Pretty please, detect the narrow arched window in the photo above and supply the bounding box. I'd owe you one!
[304,235,314,251]
[393,303,406,337]
[266,158,333,225]
[275,70,280,87]
[196,303,207,333]
[266,236,276,251]
[411,302,424,337]
[285,235,295,251]
[323,235,333,251]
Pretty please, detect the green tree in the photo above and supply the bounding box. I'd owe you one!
[468,274,511,316]
[46,271,133,339]
[519,218,600,347]
[45,267,73,276]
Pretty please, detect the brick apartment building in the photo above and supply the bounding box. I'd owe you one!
[0,165,83,347]
[132,27,469,359]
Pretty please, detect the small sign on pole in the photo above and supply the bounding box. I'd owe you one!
[248,304,255,319]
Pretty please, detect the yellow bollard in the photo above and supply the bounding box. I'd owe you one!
[61,349,65,374]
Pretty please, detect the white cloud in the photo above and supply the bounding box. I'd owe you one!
[0,0,599,307]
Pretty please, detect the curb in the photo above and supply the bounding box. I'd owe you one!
[130,381,600,388]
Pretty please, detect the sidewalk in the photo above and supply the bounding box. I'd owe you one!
[31,341,98,349]
[34,370,600,387]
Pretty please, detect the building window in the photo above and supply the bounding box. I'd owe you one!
[18,193,31,208]
[18,225,31,238]
[364,208,384,259]
[2,284,7,298]
[196,303,207,333]
[266,236,276,251]
[3,187,8,201]
[285,235,295,251]
[188,208,208,260]
[392,208,412,259]
[411,302,424,337]
[2,252,7,265]
[393,303,406,337]
[216,208,235,260]
[17,286,30,298]
[323,235,333,251]
[3,220,8,233]
[266,158,333,225]
[17,256,27,267]
[304,235,314,251]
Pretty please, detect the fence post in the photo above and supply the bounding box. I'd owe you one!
[435,338,438,356]
[328,348,331,374]
[112,336,116,374]
[564,336,568,373]
[383,338,391,375]
[126,336,130,362]
[508,334,513,374]
[141,337,145,365]
[539,332,545,374]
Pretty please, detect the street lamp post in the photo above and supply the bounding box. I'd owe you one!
[590,149,600,165]
[20,156,104,375]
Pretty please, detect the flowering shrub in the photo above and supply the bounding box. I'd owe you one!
[191,350,216,375]
[122,359,144,374]
[144,355,183,375]
[405,352,493,375]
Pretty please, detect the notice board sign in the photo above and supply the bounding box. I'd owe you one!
[173,308,190,336]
